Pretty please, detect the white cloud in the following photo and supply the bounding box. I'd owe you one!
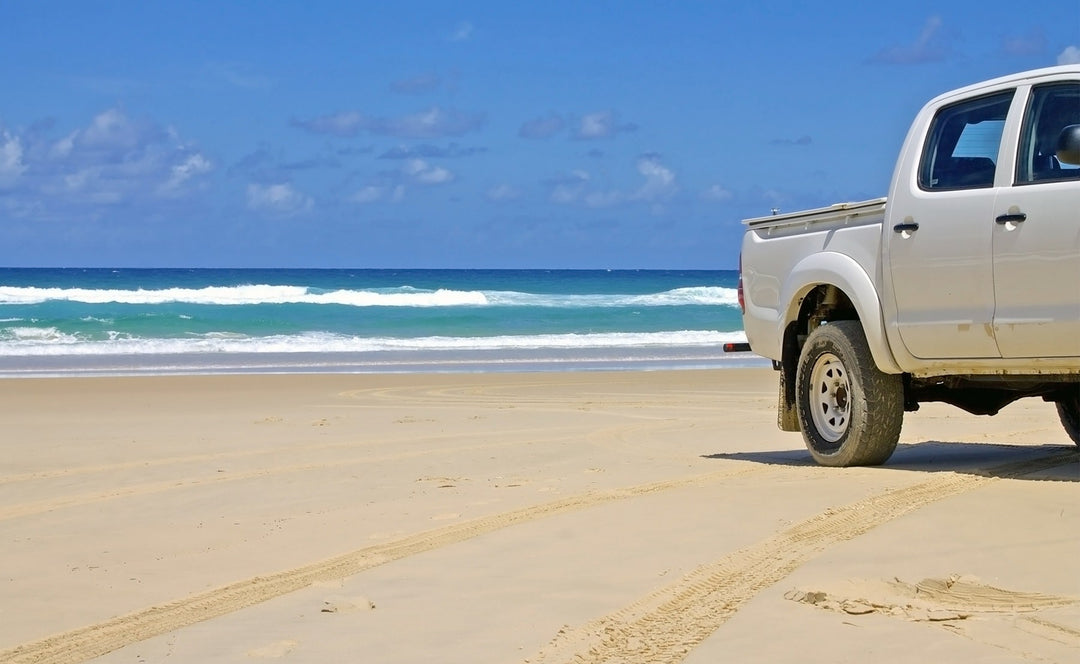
[633,155,676,201]
[389,108,484,140]
[486,184,520,201]
[158,154,212,196]
[572,111,638,140]
[351,185,384,204]
[547,157,676,209]
[81,108,149,150]
[0,108,213,215]
[49,132,76,159]
[403,158,454,185]
[292,106,484,139]
[60,169,89,193]
[291,111,365,137]
[575,111,616,139]
[869,16,951,64]
[548,170,590,204]
[351,184,405,204]
[246,183,313,215]
[378,143,485,159]
[1059,46,1080,65]
[584,190,623,208]
[701,184,733,201]
[550,183,582,204]
[1001,29,1046,57]
[0,132,27,187]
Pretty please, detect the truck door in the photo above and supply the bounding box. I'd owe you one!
[887,91,1014,359]
[992,82,1080,358]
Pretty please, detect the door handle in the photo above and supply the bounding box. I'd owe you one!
[995,212,1027,224]
[893,222,919,233]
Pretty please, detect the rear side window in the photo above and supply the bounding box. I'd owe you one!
[919,91,1014,191]
[1015,82,1080,184]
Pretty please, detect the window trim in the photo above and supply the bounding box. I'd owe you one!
[1013,81,1080,187]
[918,90,1015,192]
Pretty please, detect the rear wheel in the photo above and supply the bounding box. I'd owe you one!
[795,321,903,467]
[1058,389,1080,446]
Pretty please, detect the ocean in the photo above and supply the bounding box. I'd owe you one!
[0,268,759,376]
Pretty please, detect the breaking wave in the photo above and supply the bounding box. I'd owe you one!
[0,284,738,308]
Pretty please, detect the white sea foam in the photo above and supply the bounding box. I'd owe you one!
[484,286,738,307]
[0,329,747,356]
[0,284,737,308]
[4,326,81,344]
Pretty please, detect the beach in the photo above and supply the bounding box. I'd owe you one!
[1,369,1077,663]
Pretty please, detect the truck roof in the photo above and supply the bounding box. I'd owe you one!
[926,65,1080,107]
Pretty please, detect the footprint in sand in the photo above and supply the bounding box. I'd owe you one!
[247,639,299,658]
[787,575,1080,657]
[786,574,1077,620]
[321,595,376,613]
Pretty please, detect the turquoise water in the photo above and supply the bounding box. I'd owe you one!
[0,268,757,375]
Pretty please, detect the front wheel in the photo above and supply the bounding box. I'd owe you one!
[795,321,903,467]
[1058,390,1080,446]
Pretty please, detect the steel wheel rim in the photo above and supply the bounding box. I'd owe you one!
[809,352,850,443]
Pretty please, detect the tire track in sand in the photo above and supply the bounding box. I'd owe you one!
[0,466,763,664]
[526,449,1078,664]
[3,450,1072,664]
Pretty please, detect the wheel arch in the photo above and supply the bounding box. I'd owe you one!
[779,252,902,375]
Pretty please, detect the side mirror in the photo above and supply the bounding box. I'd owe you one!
[1057,124,1080,165]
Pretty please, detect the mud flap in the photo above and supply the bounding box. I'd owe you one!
[777,356,800,431]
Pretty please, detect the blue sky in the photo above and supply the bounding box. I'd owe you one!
[1,1,1077,269]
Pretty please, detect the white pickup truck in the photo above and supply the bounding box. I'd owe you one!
[737,65,1080,466]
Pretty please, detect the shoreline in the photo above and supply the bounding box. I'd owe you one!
[2,369,1076,663]
[0,348,769,378]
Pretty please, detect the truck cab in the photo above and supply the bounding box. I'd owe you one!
[884,68,1080,366]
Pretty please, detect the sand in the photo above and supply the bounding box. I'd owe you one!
[0,369,1076,663]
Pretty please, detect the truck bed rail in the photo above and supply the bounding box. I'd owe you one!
[744,197,887,231]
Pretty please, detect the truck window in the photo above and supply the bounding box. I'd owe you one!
[919,91,1014,191]
[1015,82,1080,184]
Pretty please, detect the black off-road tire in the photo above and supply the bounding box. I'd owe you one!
[1057,389,1080,446]
[795,321,904,467]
